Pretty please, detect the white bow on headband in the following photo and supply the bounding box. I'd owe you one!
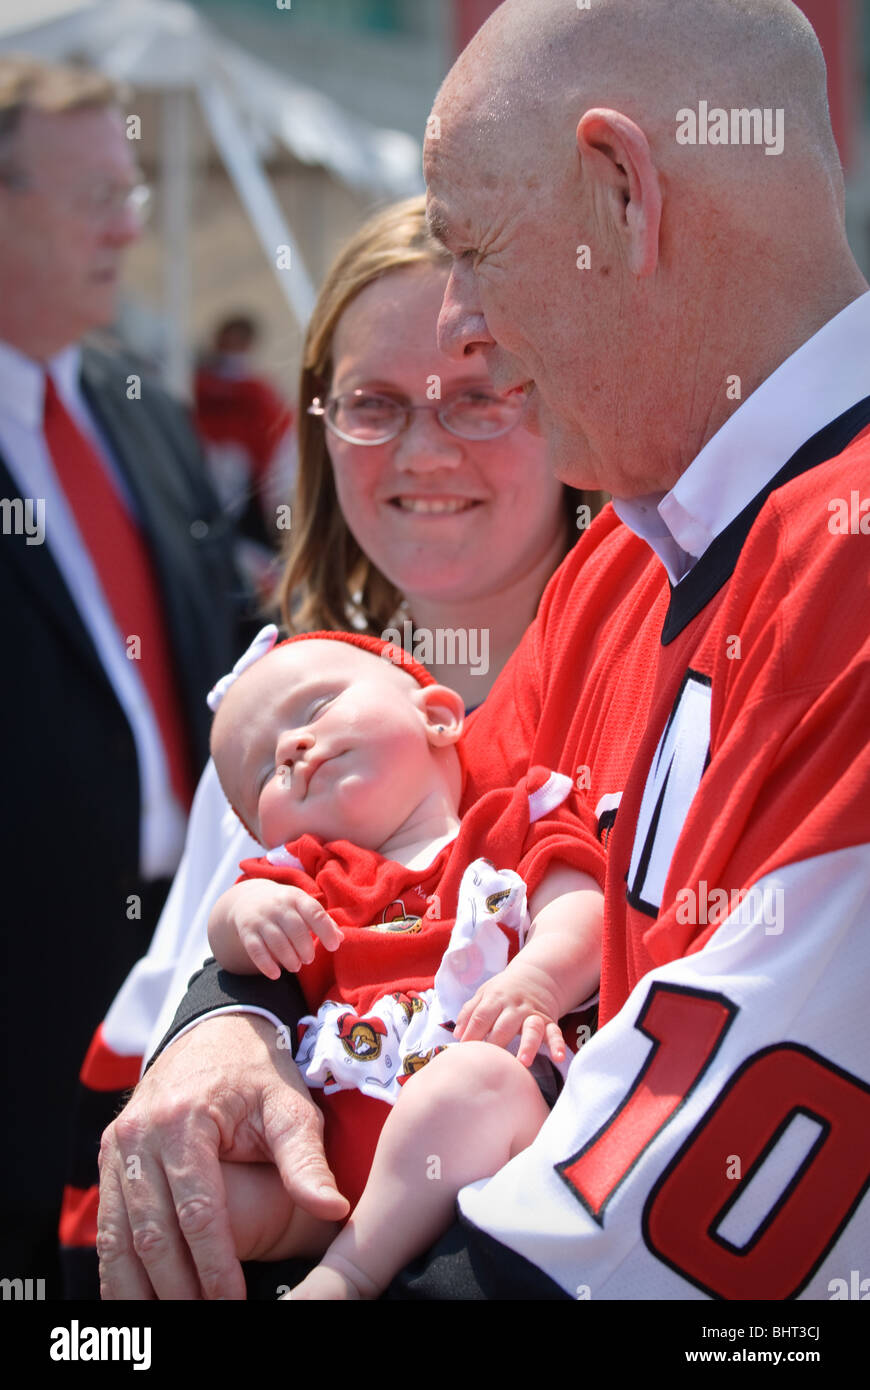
[206,624,279,712]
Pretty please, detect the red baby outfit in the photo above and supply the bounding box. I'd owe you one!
[237,767,598,1207]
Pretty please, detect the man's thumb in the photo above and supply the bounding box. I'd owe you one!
[269,1113,350,1221]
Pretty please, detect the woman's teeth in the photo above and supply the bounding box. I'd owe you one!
[394,497,477,514]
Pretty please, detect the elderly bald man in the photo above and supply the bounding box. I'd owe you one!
[96,0,870,1301]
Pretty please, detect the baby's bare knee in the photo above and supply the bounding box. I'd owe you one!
[413,1040,528,1109]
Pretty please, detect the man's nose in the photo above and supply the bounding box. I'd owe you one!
[276,728,315,767]
[437,262,494,361]
[104,202,142,247]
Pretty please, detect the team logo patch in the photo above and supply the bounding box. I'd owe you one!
[337,1015,388,1060]
[627,670,712,917]
[391,990,426,1024]
[397,1046,447,1085]
[369,899,423,933]
[485,888,512,913]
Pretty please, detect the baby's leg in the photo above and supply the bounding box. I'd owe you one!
[286,1041,550,1300]
[221,1161,340,1264]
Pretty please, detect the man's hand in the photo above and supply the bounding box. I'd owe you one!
[97,1013,348,1300]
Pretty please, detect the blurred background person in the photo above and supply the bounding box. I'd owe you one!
[64,194,603,1297]
[0,54,249,1296]
[194,312,296,603]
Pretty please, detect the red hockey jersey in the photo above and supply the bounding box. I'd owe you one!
[455,404,870,1299]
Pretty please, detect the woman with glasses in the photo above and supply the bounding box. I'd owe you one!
[69,196,602,1297]
[279,196,597,709]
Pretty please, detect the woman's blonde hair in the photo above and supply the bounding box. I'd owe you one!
[277,195,603,634]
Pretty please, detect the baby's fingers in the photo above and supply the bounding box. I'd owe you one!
[243,930,290,981]
[483,1008,524,1051]
[516,1014,547,1067]
[258,921,305,974]
[297,898,344,952]
[517,1017,567,1068]
[455,994,501,1043]
[545,1020,567,1063]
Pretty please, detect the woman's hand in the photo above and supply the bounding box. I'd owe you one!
[97,1012,348,1300]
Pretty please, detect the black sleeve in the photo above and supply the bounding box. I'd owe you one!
[382,1215,571,1301]
[147,958,309,1068]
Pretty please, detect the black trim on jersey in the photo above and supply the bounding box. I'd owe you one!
[641,1041,870,1300]
[596,807,618,848]
[625,669,712,919]
[556,982,738,1225]
[625,761,673,917]
[382,1212,571,1300]
[661,394,870,644]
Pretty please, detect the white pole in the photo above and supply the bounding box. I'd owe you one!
[196,74,316,329]
[161,88,192,399]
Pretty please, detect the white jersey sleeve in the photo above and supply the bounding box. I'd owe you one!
[458,845,870,1300]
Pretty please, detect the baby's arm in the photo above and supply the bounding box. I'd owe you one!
[454,864,603,1065]
[208,878,344,980]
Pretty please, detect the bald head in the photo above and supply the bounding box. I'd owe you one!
[425,0,865,496]
[441,0,838,179]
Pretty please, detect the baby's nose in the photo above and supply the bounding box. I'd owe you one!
[276,728,315,767]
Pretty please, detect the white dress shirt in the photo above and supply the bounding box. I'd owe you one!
[0,338,187,878]
[614,289,870,582]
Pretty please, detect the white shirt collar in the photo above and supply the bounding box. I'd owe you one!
[613,289,870,583]
[0,339,82,430]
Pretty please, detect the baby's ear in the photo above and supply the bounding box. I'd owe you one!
[416,684,465,746]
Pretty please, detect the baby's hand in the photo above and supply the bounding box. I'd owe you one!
[453,966,566,1068]
[219,879,344,980]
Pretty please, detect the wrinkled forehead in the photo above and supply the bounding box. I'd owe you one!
[424,87,530,248]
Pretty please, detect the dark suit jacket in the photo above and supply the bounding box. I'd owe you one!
[0,344,252,1290]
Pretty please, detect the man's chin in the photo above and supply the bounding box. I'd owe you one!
[548,434,603,494]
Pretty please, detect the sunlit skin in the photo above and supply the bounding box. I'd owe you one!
[0,105,142,359]
[210,639,464,857]
[326,265,569,701]
[207,644,604,1289]
[423,0,865,498]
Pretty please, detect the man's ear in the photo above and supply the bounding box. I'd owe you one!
[415,684,465,746]
[576,108,662,278]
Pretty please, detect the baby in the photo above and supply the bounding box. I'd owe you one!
[207,626,604,1298]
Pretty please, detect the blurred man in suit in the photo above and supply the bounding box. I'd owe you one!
[0,55,249,1294]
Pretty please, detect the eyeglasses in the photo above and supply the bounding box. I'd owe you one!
[0,171,151,223]
[308,388,527,445]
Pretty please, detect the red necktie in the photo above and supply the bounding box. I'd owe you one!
[44,373,193,808]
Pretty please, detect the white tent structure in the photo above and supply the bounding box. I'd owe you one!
[0,0,424,392]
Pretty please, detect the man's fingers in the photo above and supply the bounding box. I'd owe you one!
[161,1145,248,1301]
[96,1135,156,1301]
[263,1085,349,1223]
[100,1115,205,1301]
